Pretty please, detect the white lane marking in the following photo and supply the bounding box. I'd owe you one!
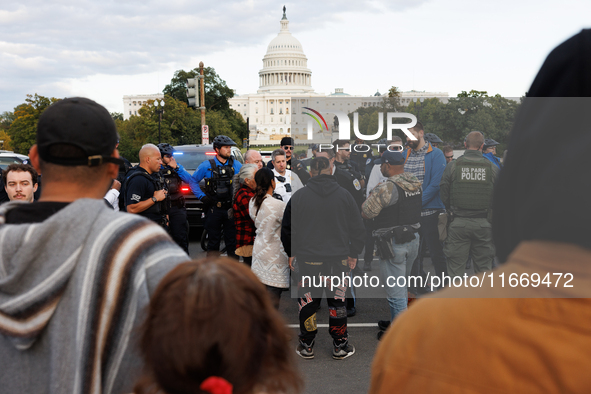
[287,323,378,328]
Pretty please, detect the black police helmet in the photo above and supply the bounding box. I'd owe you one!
[157,143,175,157]
[483,138,500,149]
[424,133,443,144]
[212,135,237,150]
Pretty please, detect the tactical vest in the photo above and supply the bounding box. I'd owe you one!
[374,181,422,230]
[204,158,235,202]
[450,155,494,210]
[161,165,182,199]
[123,169,168,217]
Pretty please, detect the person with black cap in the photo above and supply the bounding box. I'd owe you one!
[157,142,193,254]
[424,133,443,148]
[267,136,310,184]
[0,97,189,394]
[125,144,170,228]
[189,135,242,258]
[439,131,499,277]
[482,138,501,169]
[369,30,591,393]
[361,150,422,340]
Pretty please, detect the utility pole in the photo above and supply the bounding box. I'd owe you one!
[199,62,208,144]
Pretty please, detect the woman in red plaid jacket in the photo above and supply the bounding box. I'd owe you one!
[233,164,259,266]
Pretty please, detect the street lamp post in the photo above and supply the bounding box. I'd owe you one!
[154,99,165,144]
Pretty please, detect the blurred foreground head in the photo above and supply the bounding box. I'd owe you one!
[135,257,302,394]
[493,29,591,262]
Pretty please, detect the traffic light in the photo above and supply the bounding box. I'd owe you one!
[186,78,198,107]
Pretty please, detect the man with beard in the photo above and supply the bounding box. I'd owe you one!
[190,135,242,258]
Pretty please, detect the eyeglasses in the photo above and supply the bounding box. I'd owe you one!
[282,146,293,150]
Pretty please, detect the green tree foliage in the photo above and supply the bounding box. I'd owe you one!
[0,112,15,150]
[8,94,60,154]
[347,90,520,154]
[110,112,123,121]
[162,66,247,141]
[115,95,241,161]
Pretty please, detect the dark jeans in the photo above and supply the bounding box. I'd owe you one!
[363,219,375,264]
[298,258,349,344]
[411,211,447,279]
[168,206,189,255]
[204,205,237,259]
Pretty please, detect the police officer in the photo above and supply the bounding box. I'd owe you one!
[361,150,422,339]
[267,137,310,184]
[334,139,364,186]
[190,135,242,258]
[125,144,169,227]
[158,143,193,254]
[439,131,499,277]
[482,138,502,169]
[424,133,443,148]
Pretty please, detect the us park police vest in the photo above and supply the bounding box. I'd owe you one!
[451,155,494,210]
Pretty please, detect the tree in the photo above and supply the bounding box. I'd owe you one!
[163,67,234,111]
[111,112,123,121]
[0,112,15,150]
[8,94,60,154]
[163,67,247,141]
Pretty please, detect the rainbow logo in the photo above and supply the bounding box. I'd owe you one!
[302,107,328,131]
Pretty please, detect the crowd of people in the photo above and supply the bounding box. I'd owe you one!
[1,29,590,393]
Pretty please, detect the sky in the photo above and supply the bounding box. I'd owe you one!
[1,0,590,114]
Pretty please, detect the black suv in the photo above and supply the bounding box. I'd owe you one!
[172,144,244,227]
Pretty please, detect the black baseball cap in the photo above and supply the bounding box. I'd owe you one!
[37,97,124,167]
[381,151,406,165]
[280,137,294,146]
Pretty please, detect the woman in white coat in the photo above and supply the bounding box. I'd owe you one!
[249,167,289,308]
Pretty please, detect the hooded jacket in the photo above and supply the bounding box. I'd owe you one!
[493,29,591,262]
[0,199,189,394]
[281,174,365,261]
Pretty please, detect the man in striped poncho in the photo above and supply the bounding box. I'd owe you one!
[0,98,189,394]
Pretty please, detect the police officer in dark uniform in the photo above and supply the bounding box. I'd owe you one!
[125,144,169,227]
[267,137,310,184]
[334,139,364,186]
[157,143,193,254]
[189,135,242,258]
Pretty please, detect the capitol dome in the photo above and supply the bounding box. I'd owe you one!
[258,7,314,93]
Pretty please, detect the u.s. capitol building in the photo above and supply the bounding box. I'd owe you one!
[229,8,448,145]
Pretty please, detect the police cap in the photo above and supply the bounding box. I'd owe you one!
[483,138,500,150]
[424,133,443,144]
